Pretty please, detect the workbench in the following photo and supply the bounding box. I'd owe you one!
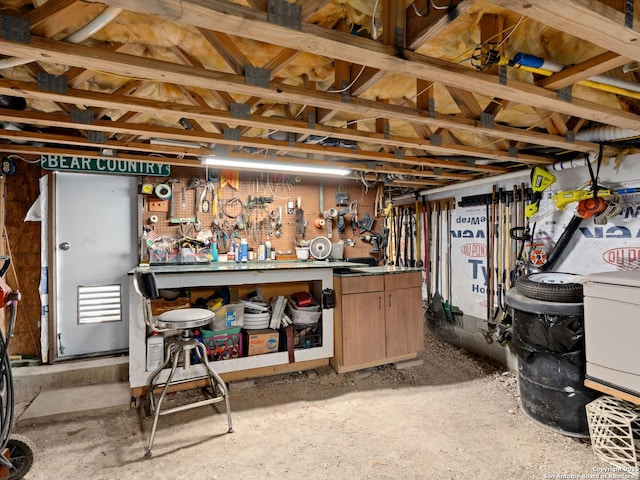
[128,261,356,398]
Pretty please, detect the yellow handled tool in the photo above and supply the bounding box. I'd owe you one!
[551,189,612,210]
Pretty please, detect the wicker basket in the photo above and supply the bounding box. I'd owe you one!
[586,395,640,475]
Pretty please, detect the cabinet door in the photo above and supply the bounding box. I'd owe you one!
[385,287,423,357]
[341,291,386,365]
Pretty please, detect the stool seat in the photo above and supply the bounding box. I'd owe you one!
[156,307,214,330]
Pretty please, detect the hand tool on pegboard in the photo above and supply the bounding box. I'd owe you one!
[187,177,201,230]
[166,179,179,219]
[349,200,359,235]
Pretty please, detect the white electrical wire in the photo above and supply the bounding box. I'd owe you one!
[371,0,381,40]
[7,154,39,164]
[497,15,525,47]
[325,65,367,93]
[411,0,451,16]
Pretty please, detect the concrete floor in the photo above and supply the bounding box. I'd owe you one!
[18,382,131,423]
[9,332,614,480]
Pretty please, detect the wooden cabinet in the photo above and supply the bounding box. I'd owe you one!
[384,272,423,358]
[334,275,385,367]
[331,271,423,373]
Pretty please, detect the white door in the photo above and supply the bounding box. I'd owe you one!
[54,172,137,359]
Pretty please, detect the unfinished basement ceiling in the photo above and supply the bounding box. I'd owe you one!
[0,0,639,191]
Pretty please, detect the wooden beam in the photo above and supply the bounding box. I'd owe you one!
[476,13,510,150]
[28,1,105,38]
[483,99,509,116]
[261,48,303,78]
[297,0,334,21]
[537,51,630,90]
[489,0,640,64]
[175,85,224,134]
[66,43,132,87]
[533,108,566,136]
[198,29,251,75]
[350,67,386,96]
[0,130,509,178]
[406,0,477,50]
[409,79,434,138]
[78,0,640,131]
[0,109,522,172]
[171,46,235,108]
[316,19,351,125]
[0,77,607,157]
[446,86,483,118]
[383,0,406,50]
[244,0,268,11]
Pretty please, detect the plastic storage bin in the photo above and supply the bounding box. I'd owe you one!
[284,321,322,349]
[286,297,321,326]
[210,301,245,331]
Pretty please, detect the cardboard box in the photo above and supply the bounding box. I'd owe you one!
[245,329,279,356]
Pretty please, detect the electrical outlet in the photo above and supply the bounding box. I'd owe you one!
[1,158,15,175]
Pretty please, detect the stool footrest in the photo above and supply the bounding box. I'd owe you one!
[157,396,225,416]
[149,375,215,393]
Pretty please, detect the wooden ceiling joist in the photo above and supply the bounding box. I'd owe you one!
[0,0,637,189]
[0,110,517,174]
[406,0,478,50]
[75,0,640,133]
[0,78,576,164]
[0,41,608,156]
[537,51,630,90]
[489,0,640,64]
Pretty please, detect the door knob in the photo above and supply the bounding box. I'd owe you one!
[59,242,70,251]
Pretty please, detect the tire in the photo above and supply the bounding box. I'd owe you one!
[6,434,35,480]
[515,272,585,303]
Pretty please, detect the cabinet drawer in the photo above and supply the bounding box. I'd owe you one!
[339,275,384,295]
[384,272,421,290]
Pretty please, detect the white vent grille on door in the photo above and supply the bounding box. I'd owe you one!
[77,284,122,324]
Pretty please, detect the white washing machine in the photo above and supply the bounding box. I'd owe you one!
[584,270,640,395]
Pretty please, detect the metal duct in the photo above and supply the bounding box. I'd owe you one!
[0,7,123,69]
[575,126,640,143]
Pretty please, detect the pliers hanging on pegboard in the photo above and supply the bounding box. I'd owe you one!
[349,200,359,235]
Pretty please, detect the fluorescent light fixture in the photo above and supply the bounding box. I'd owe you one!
[150,138,202,148]
[201,156,350,177]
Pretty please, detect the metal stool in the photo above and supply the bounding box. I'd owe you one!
[134,270,233,458]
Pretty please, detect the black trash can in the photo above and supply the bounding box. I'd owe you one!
[505,290,600,437]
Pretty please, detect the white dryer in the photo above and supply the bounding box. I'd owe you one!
[584,270,640,395]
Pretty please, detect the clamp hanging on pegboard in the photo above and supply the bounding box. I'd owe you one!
[335,184,348,206]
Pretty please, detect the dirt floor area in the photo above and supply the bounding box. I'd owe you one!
[13,331,612,480]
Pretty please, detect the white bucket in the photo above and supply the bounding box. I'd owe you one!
[295,247,310,261]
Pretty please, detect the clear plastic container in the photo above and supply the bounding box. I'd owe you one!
[210,301,245,331]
